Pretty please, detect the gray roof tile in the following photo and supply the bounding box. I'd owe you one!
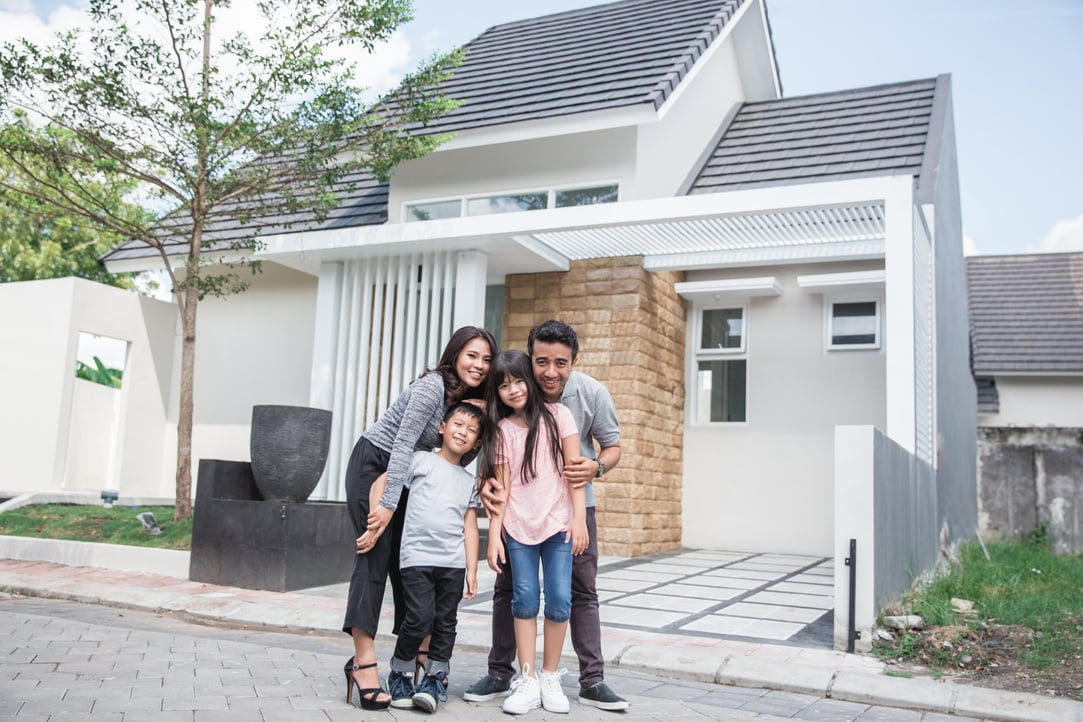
[967,252,1083,374]
[687,78,938,193]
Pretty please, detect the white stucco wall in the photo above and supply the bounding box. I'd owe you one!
[980,376,1083,428]
[681,261,887,555]
[635,29,747,199]
[0,278,175,497]
[165,262,319,497]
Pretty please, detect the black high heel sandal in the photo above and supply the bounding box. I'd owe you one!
[344,656,391,710]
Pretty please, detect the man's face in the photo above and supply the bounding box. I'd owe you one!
[531,340,576,402]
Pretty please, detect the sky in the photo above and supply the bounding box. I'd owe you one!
[3,0,1082,257]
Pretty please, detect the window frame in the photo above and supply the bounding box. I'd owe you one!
[691,302,749,425]
[824,297,882,351]
[401,180,619,222]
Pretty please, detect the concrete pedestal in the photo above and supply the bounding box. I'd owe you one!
[190,459,353,592]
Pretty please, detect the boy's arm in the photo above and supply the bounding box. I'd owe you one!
[356,472,388,554]
[485,464,511,573]
[562,433,589,556]
[463,507,479,600]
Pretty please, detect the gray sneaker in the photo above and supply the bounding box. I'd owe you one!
[578,682,629,711]
[462,674,512,702]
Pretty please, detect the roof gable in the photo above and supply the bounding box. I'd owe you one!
[419,0,748,134]
[687,77,939,193]
[967,252,1083,374]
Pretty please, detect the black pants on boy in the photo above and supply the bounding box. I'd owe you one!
[394,565,466,675]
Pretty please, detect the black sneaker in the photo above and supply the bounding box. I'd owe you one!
[578,682,629,711]
[463,674,512,702]
[412,671,448,713]
[387,670,415,709]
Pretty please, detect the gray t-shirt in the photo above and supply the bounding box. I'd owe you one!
[399,450,482,569]
[560,371,621,508]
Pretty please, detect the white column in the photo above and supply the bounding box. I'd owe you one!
[308,261,343,500]
[834,424,875,652]
[453,250,488,328]
[883,177,916,453]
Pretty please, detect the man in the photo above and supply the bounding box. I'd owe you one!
[465,319,628,711]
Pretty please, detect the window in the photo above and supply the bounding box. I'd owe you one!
[693,306,747,423]
[403,182,618,222]
[828,300,880,349]
[405,199,461,222]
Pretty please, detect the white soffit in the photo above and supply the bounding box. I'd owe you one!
[676,276,782,303]
[532,202,886,264]
[797,269,886,293]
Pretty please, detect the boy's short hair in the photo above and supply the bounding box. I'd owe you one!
[444,400,485,427]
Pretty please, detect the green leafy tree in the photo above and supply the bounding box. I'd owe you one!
[0,121,144,288]
[0,0,461,520]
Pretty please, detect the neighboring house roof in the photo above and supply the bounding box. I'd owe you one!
[413,0,747,134]
[687,77,938,193]
[967,252,1083,374]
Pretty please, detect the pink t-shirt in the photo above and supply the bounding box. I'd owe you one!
[496,402,578,545]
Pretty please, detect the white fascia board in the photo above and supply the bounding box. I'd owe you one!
[675,276,782,303]
[797,270,886,293]
[103,248,252,274]
[653,0,756,122]
[645,239,885,271]
[259,175,909,261]
[982,371,1083,378]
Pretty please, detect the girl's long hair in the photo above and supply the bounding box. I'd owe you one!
[481,349,562,484]
[423,325,497,406]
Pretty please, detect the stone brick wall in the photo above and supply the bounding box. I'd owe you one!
[503,257,686,556]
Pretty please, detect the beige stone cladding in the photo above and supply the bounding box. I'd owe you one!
[503,257,686,557]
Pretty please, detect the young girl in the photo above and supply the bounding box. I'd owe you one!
[483,349,588,715]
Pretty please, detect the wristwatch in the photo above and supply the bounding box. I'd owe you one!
[595,459,606,478]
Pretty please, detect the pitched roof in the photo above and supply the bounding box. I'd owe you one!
[415,0,748,134]
[967,252,1083,374]
[687,77,938,193]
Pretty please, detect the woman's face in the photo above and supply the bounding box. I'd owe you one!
[455,337,493,389]
[497,375,530,413]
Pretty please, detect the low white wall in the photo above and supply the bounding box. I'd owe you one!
[834,425,938,651]
[0,536,189,578]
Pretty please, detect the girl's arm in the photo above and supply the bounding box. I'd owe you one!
[463,507,479,600]
[486,463,511,573]
[562,433,589,556]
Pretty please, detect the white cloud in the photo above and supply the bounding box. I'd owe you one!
[962,234,979,256]
[1038,213,1083,253]
[0,2,86,47]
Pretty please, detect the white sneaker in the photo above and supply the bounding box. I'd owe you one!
[501,664,541,715]
[539,668,569,713]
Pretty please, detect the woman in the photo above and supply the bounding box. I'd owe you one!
[342,325,496,710]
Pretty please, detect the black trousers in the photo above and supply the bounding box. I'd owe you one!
[341,436,410,637]
[393,566,466,667]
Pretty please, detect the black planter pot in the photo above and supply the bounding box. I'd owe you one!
[249,405,332,502]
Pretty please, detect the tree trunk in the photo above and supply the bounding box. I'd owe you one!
[173,272,199,521]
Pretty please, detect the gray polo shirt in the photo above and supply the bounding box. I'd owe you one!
[560,371,620,508]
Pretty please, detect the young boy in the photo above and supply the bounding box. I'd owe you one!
[361,401,484,713]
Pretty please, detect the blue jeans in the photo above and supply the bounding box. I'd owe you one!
[505,530,572,622]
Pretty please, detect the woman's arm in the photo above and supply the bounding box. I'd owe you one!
[356,472,387,553]
[486,463,511,573]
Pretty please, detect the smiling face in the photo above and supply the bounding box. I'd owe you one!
[497,375,531,414]
[455,337,493,390]
[531,340,576,403]
[438,408,482,456]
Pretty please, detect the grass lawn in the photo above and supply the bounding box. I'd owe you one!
[0,503,191,550]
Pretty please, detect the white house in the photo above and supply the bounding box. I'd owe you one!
[4,0,977,647]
